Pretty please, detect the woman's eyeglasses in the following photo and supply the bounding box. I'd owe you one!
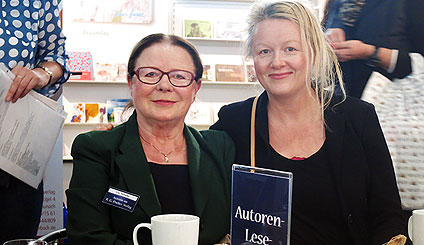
[134,67,196,87]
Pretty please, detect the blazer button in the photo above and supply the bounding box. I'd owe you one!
[200,223,204,231]
[347,213,353,224]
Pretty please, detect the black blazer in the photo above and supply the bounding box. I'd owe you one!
[211,92,406,244]
[406,0,424,56]
[66,112,235,245]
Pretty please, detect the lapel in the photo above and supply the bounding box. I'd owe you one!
[184,126,211,217]
[114,114,211,218]
[115,113,161,218]
[324,99,348,212]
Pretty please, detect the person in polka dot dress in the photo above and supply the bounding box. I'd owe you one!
[0,0,70,242]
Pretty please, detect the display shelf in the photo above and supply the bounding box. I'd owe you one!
[64,122,115,126]
[176,0,253,2]
[67,80,127,84]
[203,81,259,85]
[66,79,258,86]
[186,37,242,42]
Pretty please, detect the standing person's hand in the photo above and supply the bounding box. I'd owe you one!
[332,40,374,62]
[325,28,346,44]
[6,66,50,103]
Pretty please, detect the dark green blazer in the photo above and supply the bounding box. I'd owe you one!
[66,113,235,245]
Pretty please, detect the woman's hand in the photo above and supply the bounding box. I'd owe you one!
[92,123,114,131]
[332,40,374,62]
[6,66,50,103]
[325,28,346,43]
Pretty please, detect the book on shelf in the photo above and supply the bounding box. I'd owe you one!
[215,64,245,82]
[85,103,107,123]
[68,51,93,80]
[65,102,86,123]
[95,63,127,82]
[185,102,213,125]
[63,101,107,124]
[202,65,213,82]
[106,99,133,124]
[184,20,212,39]
[245,64,257,83]
[214,20,244,40]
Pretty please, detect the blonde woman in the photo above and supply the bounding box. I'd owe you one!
[211,1,405,244]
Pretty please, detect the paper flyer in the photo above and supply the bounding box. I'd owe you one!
[0,66,66,188]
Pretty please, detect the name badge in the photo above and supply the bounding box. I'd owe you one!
[102,187,140,212]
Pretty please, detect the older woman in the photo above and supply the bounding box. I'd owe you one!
[211,1,406,244]
[66,34,234,244]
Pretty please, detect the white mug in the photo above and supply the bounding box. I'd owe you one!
[408,209,424,244]
[133,214,200,245]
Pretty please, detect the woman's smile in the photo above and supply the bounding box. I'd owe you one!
[268,72,292,80]
[152,99,176,106]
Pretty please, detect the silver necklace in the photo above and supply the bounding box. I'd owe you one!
[140,134,182,163]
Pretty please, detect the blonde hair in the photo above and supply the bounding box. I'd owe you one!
[246,0,346,113]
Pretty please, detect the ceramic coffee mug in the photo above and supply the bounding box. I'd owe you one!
[133,214,200,245]
[408,209,424,244]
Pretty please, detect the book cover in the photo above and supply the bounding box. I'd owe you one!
[185,102,212,125]
[85,103,107,123]
[115,64,127,81]
[95,63,115,81]
[106,99,131,123]
[184,20,212,39]
[246,64,257,83]
[214,20,244,40]
[68,51,93,80]
[201,65,212,82]
[64,102,85,123]
[215,64,245,82]
[70,0,153,24]
[95,63,127,81]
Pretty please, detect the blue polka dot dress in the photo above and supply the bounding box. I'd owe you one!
[0,0,70,97]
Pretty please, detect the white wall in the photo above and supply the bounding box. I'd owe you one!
[62,0,172,65]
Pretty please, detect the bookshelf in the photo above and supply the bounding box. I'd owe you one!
[62,79,262,160]
[61,0,266,161]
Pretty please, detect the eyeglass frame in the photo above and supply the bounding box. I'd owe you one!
[134,66,198,88]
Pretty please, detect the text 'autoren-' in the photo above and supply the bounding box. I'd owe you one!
[234,205,285,245]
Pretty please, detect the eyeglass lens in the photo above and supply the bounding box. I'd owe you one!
[137,67,194,87]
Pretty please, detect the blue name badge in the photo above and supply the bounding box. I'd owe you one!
[102,187,140,212]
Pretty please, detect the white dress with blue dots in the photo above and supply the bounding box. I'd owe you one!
[0,0,70,97]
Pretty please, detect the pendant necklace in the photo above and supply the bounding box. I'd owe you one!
[140,134,183,163]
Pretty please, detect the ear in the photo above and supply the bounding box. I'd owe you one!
[195,79,202,92]
[127,75,134,97]
[192,79,201,103]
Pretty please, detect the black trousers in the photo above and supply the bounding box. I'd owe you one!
[0,173,43,244]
